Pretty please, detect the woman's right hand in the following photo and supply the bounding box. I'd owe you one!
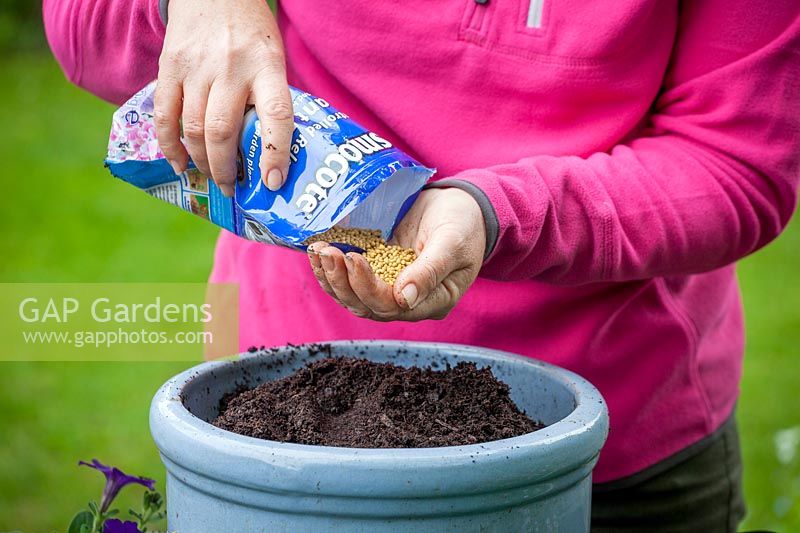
[154,0,293,196]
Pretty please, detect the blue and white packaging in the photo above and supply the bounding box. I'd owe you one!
[105,82,435,250]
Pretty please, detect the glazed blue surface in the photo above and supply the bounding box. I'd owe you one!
[150,341,609,532]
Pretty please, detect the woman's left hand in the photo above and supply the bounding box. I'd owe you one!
[307,187,486,321]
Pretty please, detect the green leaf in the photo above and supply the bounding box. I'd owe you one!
[143,490,163,512]
[68,511,93,533]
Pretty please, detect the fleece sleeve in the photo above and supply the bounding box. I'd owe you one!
[42,0,165,105]
[446,1,800,284]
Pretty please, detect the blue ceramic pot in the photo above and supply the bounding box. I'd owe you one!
[150,341,608,532]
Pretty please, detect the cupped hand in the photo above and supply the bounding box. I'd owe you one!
[155,0,293,196]
[307,187,486,321]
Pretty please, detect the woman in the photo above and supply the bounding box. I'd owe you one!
[44,0,799,530]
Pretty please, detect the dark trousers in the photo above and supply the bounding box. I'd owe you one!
[591,415,746,532]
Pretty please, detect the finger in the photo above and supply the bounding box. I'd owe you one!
[181,82,211,178]
[307,242,335,298]
[153,78,189,174]
[345,253,401,318]
[251,69,293,191]
[319,247,372,317]
[204,81,247,197]
[394,228,466,310]
[397,273,468,321]
[307,242,325,269]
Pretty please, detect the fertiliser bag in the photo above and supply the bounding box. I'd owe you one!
[105,82,434,250]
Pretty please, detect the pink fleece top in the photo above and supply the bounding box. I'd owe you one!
[44,0,800,482]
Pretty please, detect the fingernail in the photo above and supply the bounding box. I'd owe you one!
[308,249,322,268]
[266,168,283,191]
[401,283,419,309]
[168,160,183,175]
[320,253,334,271]
[344,253,354,264]
[308,242,326,259]
[219,183,234,198]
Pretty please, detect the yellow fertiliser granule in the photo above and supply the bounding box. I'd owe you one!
[306,228,417,285]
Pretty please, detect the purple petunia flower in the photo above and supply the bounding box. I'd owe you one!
[79,459,155,513]
[103,519,142,533]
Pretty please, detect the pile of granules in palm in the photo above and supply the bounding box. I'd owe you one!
[306,227,417,285]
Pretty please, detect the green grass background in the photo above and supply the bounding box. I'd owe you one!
[0,54,797,532]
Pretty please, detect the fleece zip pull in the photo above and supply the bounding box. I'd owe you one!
[527,0,544,28]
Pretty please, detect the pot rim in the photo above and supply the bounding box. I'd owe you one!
[150,340,609,499]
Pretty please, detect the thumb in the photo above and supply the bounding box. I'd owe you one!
[395,229,463,310]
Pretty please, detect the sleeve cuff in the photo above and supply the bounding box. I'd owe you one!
[159,0,169,25]
[423,179,499,260]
